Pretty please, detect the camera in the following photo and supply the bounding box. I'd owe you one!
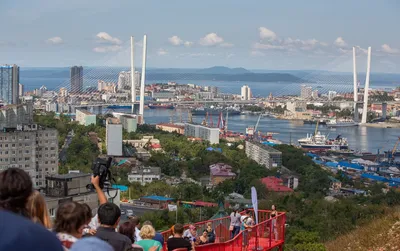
[87,157,113,190]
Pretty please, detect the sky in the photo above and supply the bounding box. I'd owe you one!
[1,0,400,72]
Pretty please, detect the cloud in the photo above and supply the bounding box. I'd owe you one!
[96,32,122,45]
[157,48,168,55]
[184,41,194,47]
[220,42,234,47]
[381,44,399,54]
[334,37,347,47]
[168,36,183,46]
[46,37,63,45]
[354,45,368,54]
[250,51,266,57]
[226,53,235,58]
[93,45,122,53]
[199,33,224,46]
[259,27,277,40]
[254,42,285,50]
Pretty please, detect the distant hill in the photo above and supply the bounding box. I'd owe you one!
[196,66,252,74]
[145,72,302,82]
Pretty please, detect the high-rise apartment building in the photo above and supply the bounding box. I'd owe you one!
[117,71,141,91]
[241,85,252,100]
[0,104,58,188]
[70,66,83,93]
[245,141,282,169]
[106,118,122,156]
[18,83,24,97]
[0,64,19,105]
[300,84,312,99]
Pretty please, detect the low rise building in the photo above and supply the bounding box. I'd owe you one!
[260,176,293,193]
[76,109,96,126]
[44,173,120,219]
[128,166,161,185]
[184,123,220,144]
[210,163,236,186]
[329,176,342,191]
[156,123,185,134]
[245,141,282,169]
[120,115,138,133]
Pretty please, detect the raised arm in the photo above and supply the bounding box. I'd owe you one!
[91,175,107,205]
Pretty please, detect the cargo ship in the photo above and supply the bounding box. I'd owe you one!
[303,119,328,125]
[148,104,175,109]
[191,107,241,116]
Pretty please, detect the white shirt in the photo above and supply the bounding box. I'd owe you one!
[135,227,142,242]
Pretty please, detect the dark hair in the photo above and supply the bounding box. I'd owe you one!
[119,221,135,243]
[97,202,121,226]
[174,223,184,235]
[129,216,140,226]
[54,201,87,234]
[245,210,251,215]
[142,220,152,226]
[0,168,33,216]
[82,203,92,223]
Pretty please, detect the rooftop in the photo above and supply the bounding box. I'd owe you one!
[210,163,236,177]
[247,140,282,153]
[260,176,293,193]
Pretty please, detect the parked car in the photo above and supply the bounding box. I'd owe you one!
[126,209,134,216]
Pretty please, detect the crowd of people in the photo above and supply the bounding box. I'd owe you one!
[0,167,277,251]
[0,168,193,251]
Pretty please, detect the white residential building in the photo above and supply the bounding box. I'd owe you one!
[128,167,161,185]
[245,141,282,169]
[76,109,96,126]
[241,85,252,100]
[184,123,220,144]
[117,71,141,91]
[328,91,338,100]
[106,118,122,156]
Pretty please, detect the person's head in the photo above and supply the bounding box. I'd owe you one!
[271,205,276,211]
[97,202,121,228]
[142,220,152,227]
[0,168,33,216]
[139,224,156,240]
[54,201,87,238]
[119,221,135,243]
[202,230,208,237]
[26,191,52,229]
[189,225,197,236]
[129,216,141,228]
[245,209,251,216]
[82,203,92,225]
[173,223,184,236]
[207,222,212,230]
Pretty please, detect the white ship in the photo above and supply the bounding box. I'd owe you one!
[327,118,358,128]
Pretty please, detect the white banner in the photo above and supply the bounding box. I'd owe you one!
[251,186,259,224]
[168,204,178,212]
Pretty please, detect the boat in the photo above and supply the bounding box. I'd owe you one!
[298,132,349,150]
[303,119,327,125]
[298,121,349,150]
[327,118,358,128]
[148,104,174,109]
[191,107,241,116]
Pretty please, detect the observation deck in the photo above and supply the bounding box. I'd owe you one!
[161,209,286,251]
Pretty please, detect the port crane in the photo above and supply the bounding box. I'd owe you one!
[389,137,400,161]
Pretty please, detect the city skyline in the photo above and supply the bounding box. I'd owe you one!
[1,1,400,72]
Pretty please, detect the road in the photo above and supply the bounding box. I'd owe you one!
[59,131,74,163]
[120,203,161,222]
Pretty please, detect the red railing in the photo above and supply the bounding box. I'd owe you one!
[161,209,285,251]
